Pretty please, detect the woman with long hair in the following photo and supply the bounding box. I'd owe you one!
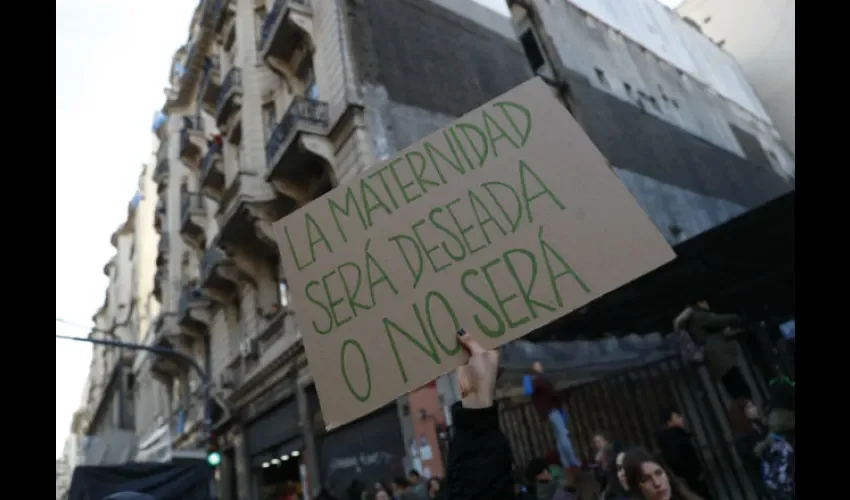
[600,445,629,500]
[728,398,767,497]
[622,448,703,500]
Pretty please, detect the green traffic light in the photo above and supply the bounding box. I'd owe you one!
[207,451,222,467]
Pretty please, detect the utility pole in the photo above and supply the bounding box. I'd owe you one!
[55,334,212,446]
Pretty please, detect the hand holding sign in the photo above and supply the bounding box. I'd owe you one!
[456,328,500,410]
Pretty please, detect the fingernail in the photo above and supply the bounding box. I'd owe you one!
[457,328,467,336]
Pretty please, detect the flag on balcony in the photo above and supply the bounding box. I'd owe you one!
[130,191,144,210]
[152,111,167,133]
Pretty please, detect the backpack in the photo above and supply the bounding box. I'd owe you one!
[761,435,795,496]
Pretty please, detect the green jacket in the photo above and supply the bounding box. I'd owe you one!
[674,307,742,378]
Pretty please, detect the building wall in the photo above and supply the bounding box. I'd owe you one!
[82,172,160,439]
[511,0,793,180]
[677,0,795,154]
[142,0,539,496]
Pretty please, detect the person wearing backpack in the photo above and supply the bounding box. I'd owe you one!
[673,300,751,399]
[755,382,795,500]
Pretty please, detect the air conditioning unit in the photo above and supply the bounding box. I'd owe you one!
[240,338,259,359]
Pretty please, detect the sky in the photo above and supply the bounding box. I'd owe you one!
[56,0,200,459]
[55,0,683,460]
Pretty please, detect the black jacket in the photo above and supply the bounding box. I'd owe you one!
[656,427,703,484]
[446,402,514,499]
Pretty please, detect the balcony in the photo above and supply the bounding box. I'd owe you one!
[200,141,225,201]
[153,140,169,195]
[213,0,235,35]
[179,116,205,167]
[265,97,334,199]
[154,198,166,233]
[149,314,191,380]
[156,234,170,267]
[214,175,294,259]
[178,285,210,337]
[260,0,313,73]
[199,56,221,116]
[169,0,218,107]
[179,192,206,249]
[215,68,243,138]
[198,246,238,302]
[153,266,165,303]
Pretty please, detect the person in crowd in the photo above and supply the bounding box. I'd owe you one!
[523,361,582,469]
[427,477,445,500]
[728,398,767,497]
[407,470,428,499]
[600,445,629,500]
[373,481,392,500]
[565,466,600,499]
[392,476,426,500]
[622,447,703,500]
[673,300,751,400]
[655,407,711,499]
[591,430,616,490]
[446,328,514,499]
[525,457,567,500]
[756,386,795,500]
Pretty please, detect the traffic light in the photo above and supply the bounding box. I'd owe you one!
[207,433,222,467]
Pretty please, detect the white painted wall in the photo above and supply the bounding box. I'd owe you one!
[677,0,794,154]
[564,0,772,123]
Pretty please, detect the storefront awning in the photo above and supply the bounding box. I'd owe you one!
[529,190,794,340]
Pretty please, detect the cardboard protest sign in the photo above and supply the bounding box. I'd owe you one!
[273,77,676,428]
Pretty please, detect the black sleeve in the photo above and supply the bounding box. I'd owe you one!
[446,402,514,500]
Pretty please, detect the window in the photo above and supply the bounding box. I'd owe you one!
[648,96,660,112]
[519,29,545,73]
[594,67,609,88]
[279,282,290,308]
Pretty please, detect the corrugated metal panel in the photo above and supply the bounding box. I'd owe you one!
[565,0,771,122]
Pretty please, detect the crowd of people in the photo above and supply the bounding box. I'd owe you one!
[317,301,794,500]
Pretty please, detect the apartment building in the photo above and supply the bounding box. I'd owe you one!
[77,163,161,464]
[677,0,795,154]
[140,0,531,498]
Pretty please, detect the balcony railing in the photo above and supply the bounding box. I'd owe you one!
[265,97,329,166]
[213,0,234,33]
[180,192,206,225]
[260,0,311,59]
[154,140,169,185]
[180,116,205,166]
[200,141,225,198]
[154,198,166,232]
[156,235,170,266]
[200,246,226,284]
[178,286,201,315]
[216,68,242,126]
[199,56,221,112]
[153,267,164,302]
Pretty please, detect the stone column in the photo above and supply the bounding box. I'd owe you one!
[232,428,253,500]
